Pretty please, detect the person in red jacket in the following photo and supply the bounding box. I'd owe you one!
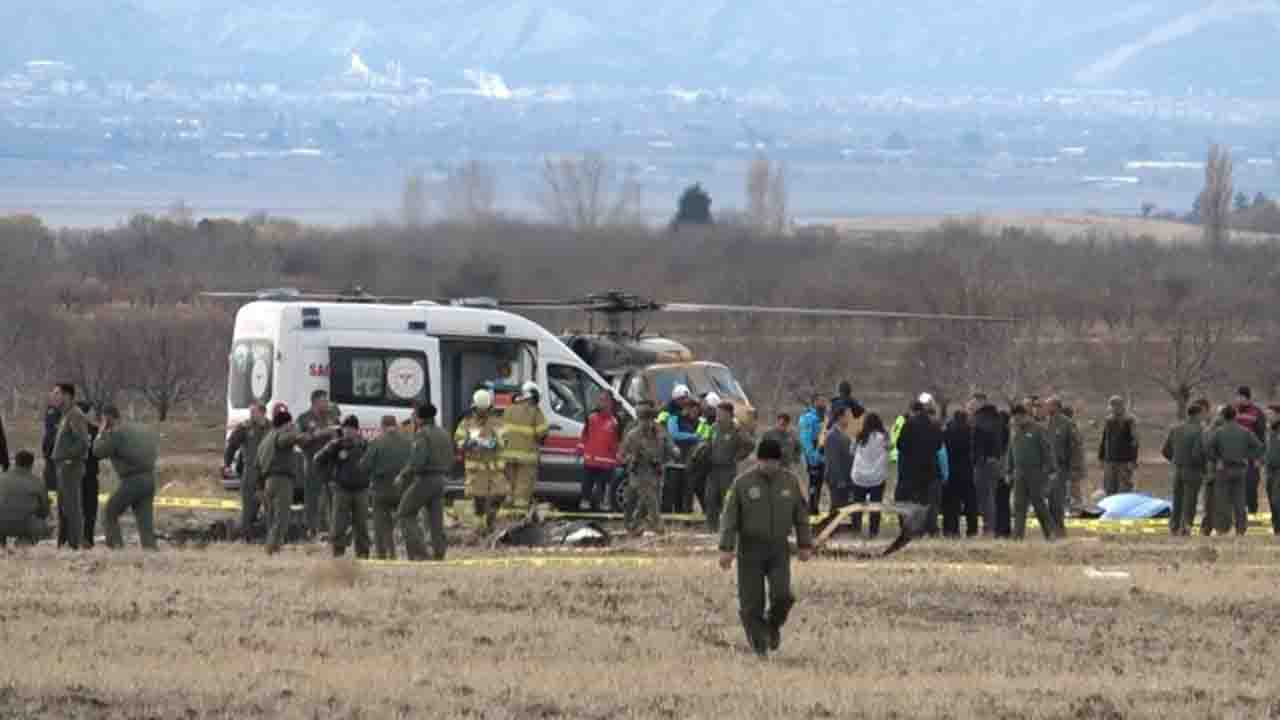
[579,391,620,511]
[1234,386,1267,513]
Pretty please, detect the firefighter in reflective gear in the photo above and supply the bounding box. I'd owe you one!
[503,381,549,512]
[456,389,507,531]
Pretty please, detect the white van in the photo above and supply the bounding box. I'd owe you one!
[222,294,633,506]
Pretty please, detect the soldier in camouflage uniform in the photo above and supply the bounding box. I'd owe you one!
[360,415,413,560]
[50,384,90,550]
[296,389,341,538]
[718,437,814,658]
[1199,402,1223,536]
[1098,396,1139,495]
[93,405,160,550]
[260,405,305,555]
[1206,405,1263,536]
[502,381,549,513]
[455,389,507,532]
[315,415,371,558]
[1043,397,1080,537]
[224,400,269,541]
[398,403,454,561]
[704,401,755,533]
[1161,404,1206,536]
[1062,406,1088,512]
[619,401,679,536]
[1006,405,1059,541]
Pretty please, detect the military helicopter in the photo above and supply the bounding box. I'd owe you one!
[487,290,1009,424]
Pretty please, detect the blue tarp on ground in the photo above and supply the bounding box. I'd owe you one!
[1095,493,1173,519]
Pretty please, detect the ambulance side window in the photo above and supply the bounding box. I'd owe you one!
[547,364,606,424]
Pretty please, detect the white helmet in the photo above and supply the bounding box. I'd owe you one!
[473,389,493,410]
[520,381,540,399]
[704,392,722,408]
[672,384,691,401]
[918,392,935,406]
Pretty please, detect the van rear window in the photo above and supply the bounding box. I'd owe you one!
[330,348,429,408]
[229,340,273,409]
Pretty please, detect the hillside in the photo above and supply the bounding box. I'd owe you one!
[2,1,1277,92]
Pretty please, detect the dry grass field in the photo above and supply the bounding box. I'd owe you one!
[5,535,1280,719]
[827,213,1278,245]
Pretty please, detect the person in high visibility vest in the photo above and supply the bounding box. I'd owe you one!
[455,390,507,532]
[502,381,549,513]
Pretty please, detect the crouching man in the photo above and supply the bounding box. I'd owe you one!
[0,451,51,547]
[718,437,813,658]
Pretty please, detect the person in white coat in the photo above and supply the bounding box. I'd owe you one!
[850,413,890,538]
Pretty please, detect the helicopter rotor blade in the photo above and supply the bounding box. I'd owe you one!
[660,302,1012,323]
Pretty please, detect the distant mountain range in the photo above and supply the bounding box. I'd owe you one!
[4,1,1279,93]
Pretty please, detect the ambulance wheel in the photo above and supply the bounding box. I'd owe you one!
[610,474,630,513]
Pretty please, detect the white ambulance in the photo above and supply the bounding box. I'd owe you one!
[221,290,632,506]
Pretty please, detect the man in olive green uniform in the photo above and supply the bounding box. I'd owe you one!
[718,438,813,658]
[93,405,160,550]
[1098,395,1139,495]
[502,381,549,513]
[1062,406,1088,512]
[360,415,413,559]
[398,403,454,561]
[455,389,507,532]
[1043,397,1080,536]
[260,405,305,555]
[619,401,679,536]
[1006,405,1059,541]
[704,401,754,533]
[51,383,90,550]
[1161,404,1206,536]
[224,400,269,541]
[314,415,371,558]
[296,389,341,538]
[1207,405,1263,536]
[0,451,51,546]
[1199,402,1224,536]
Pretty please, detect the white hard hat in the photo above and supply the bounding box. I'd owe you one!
[672,384,691,400]
[704,392,722,407]
[473,389,493,410]
[521,381,539,397]
[918,392,935,406]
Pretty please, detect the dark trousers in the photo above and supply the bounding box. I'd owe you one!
[1214,466,1248,535]
[239,470,261,540]
[1170,466,1203,536]
[330,488,370,558]
[104,475,157,550]
[581,466,613,511]
[942,474,978,537]
[1199,478,1216,536]
[1012,471,1056,541]
[1246,463,1261,514]
[807,463,826,515]
[398,475,446,561]
[910,474,941,536]
[59,470,99,547]
[1045,473,1068,539]
[736,541,795,656]
[1269,471,1280,534]
[994,480,1012,538]
[705,467,735,532]
[849,483,884,537]
[56,462,86,550]
[973,459,1000,537]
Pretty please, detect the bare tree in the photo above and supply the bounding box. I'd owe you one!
[1200,144,1233,251]
[745,155,789,234]
[534,152,640,230]
[55,318,132,411]
[443,160,498,223]
[401,172,429,228]
[124,313,224,421]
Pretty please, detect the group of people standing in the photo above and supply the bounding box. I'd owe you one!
[0,383,159,549]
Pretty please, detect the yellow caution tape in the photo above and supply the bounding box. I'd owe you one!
[365,556,656,569]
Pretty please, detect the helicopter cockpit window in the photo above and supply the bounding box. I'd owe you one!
[705,365,748,402]
[229,340,273,410]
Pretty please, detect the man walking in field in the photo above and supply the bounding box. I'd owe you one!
[361,415,413,560]
[1006,405,1059,541]
[93,405,160,550]
[719,438,813,658]
[1161,403,1206,536]
[224,400,269,541]
[619,400,679,536]
[397,404,453,561]
[1098,396,1139,496]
